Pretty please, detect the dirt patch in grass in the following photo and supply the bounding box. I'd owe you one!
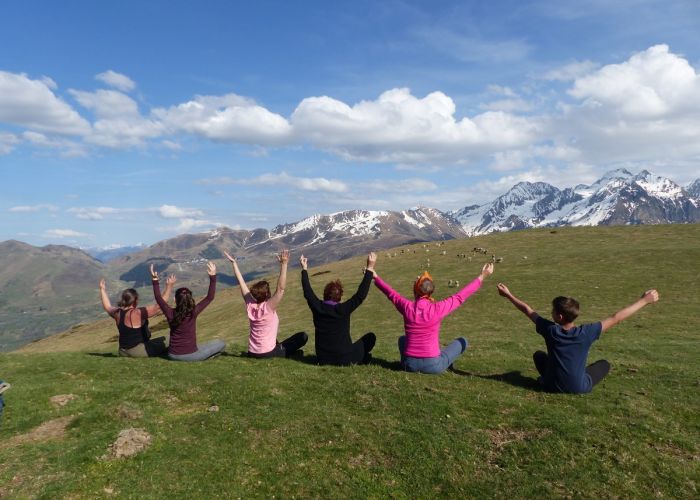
[115,402,144,420]
[50,394,77,407]
[103,428,152,459]
[6,415,75,447]
[485,427,552,467]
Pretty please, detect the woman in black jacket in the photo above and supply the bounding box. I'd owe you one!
[300,252,377,365]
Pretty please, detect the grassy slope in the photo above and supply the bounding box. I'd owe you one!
[1,224,699,497]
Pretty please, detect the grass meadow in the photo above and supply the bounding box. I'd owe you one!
[1,224,699,498]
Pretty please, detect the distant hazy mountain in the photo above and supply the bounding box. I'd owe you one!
[0,240,108,351]
[84,244,147,263]
[452,169,700,235]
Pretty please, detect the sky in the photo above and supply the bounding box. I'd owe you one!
[1,0,699,249]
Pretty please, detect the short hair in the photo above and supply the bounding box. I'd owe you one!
[250,281,271,304]
[552,296,579,323]
[323,280,343,302]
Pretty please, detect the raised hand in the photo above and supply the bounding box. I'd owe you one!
[166,274,177,286]
[497,282,511,298]
[207,261,217,276]
[299,254,308,270]
[223,250,236,263]
[99,278,107,291]
[480,262,494,280]
[149,264,158,280]
[278,249,289,264]
[641,289,659,304]
[366,252,377,270]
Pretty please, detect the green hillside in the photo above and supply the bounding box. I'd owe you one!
[2,224,699,497]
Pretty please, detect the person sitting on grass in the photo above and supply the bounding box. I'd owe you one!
[496,283,660,393]
[99,276,175,357]
[0,380,10,423]
[224,249,307,358]
[373,262,493,374]
[151,262,225,361]
[300,252,377,365]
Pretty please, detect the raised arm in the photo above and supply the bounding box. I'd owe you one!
[299,255,319,304]
[435,262,493,318]
[150,264,172,320]
[338,252,377,314]
[224,250,251,299]
[600,289,659,333]
[99,279,119,318]
[497,282,539,323]
[193,261,217,315]
[145,274,176,317]
[267,249,289,311]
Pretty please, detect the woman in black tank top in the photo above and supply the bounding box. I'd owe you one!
[99,276,176,357]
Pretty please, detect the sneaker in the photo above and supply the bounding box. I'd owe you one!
[0,381,10,395]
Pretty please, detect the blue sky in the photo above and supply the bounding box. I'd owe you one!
[1,0,699,248]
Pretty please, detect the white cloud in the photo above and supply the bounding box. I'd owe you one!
[198,172,349,193]
[158,218,220,233]
[68,206,121,220]
[9,204,59,213]
[412,27,532,63]
[291,88,539,163]
[550,44,700,166]
[70,89,163,148]
[22,131,88,157]
[95,70,136,92]
[43,228,88,238]
[0,71,91,135]
[154,93,292,145]
[543,60,599,81]
[157,204,205,219]
[367,178,438,192]
[0,132,19,154]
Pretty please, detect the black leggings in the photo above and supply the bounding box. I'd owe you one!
[533,350,611,387]
[247,332,308,358]
[318,332,376,365]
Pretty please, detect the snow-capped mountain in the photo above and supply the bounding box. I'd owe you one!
[687,179,700,199]
[108,207,466,288]
[452,169,700,235]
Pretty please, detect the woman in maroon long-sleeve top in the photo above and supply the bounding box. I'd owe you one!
[151,261,225,361]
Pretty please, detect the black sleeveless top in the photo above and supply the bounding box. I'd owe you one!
[117,308,151,349]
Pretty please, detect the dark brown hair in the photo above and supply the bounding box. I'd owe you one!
[323,280,343,302]
[250,280,271,304]
[118,288,139,308]
[552,296,580,323]
[172,287,195,328]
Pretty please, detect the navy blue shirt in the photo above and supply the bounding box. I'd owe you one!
[535,317,602,393]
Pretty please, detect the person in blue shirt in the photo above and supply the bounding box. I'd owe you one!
[496,283,659,393]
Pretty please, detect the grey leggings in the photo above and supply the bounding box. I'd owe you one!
[168,340,226,361]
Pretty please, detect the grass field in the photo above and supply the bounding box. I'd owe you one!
[1,224,699,497]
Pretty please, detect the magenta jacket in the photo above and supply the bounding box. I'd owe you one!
[374,275,482,358]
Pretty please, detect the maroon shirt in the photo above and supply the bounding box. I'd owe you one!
[153,275,216,355]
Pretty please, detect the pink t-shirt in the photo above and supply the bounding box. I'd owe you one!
[374,275,482,358]
[246,297,279,354]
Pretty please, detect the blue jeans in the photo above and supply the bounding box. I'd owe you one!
[168,340,226,361]
[398,336,468,374]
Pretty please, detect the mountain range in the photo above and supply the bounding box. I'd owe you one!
[1,169,698,350]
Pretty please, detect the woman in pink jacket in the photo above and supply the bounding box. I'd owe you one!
[373,262,493,374]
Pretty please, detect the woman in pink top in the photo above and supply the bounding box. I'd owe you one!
[373,262,494,374]
[225,249,307,358]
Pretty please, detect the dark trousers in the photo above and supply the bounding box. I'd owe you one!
[248,332,308,358]
[533,350,611,387]
[318,332,376,365]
